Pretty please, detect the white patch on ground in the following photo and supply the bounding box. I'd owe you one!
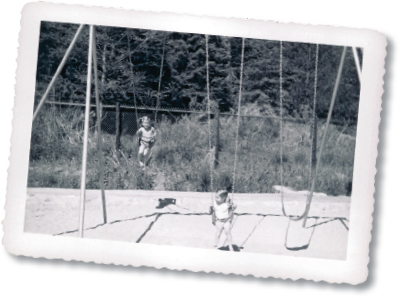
[272,185,327,196]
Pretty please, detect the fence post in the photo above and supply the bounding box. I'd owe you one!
[116,102,121,151]
[214,109,220,168]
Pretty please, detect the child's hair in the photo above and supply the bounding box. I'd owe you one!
[216,189,228,200]
[216,189,228,195]
[140,116,152,127]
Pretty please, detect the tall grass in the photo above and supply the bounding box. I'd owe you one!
[29,105,355,195]
[29,105,153,190]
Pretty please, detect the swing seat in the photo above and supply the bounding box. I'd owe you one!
[285,218,317,251]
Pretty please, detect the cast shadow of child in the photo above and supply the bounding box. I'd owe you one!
[217,245,241,252]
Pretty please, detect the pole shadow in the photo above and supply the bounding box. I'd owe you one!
[136,214,162,243]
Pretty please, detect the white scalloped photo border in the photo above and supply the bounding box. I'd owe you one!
[3,2,386,285]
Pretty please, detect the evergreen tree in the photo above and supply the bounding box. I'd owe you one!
[34,22,361,126]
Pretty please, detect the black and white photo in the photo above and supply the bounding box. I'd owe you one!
[3,2,386,284]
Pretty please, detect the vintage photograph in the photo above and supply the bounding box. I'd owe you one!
[25,21,360,259]
[4,2,385,284]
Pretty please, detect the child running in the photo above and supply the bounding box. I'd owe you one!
[136,116,157,168]
[213,189,237,251]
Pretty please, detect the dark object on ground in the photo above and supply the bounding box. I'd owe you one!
[156,198,176,209]
[285,244,310,251]
[218,245,241,252]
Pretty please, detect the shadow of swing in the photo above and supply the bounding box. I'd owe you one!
[285,243,312,251]
[287,217,348,251]
[55,203,347,252]
[218,244,241,252]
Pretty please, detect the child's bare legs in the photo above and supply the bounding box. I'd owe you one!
[143,146,151,166]
[214,221,224,248]
[138,145,145,167]
[223,221,234,251]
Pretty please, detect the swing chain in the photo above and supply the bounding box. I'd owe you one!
[231,38,245,200]
[205,35,214,200]
[308,44,319,195]
[279,41,284,207]
[280,42,319,221]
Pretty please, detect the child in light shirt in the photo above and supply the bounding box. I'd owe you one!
[212,189,236,251]
[136,116,157,168]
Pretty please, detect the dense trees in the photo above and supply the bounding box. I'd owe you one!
[35,22,361,125]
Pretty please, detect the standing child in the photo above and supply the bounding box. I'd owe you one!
[136,116,157,168]
[212,189,237,251]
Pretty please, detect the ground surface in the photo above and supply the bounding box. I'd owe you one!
[24,188,350,260]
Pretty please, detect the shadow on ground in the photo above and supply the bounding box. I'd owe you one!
[218,244,241,252]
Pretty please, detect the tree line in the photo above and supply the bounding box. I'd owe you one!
[35,21,362,125]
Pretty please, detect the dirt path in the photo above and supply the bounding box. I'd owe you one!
[153,171,166,191]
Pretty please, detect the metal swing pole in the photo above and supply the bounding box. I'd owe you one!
[126,32,140,128]
[92,26,107,224]
[302,46,347,228]
[78,25,95,238]
[351,47,362,82]
[155,32,166,121]
[33,24,85,122]
[205,35,214,205]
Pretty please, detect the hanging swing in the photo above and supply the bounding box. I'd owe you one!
[279,41,319,222]
[280,42,348,250]
[280,41,319,250]
[206,35,245,225]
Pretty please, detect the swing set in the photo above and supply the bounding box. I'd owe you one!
[205,38,360,250]
[33,24,361,250]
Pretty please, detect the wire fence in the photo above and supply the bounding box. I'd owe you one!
[28,101,355,196]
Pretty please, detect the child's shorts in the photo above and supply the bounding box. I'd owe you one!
[216,215,233,224]
[140,140,153,149]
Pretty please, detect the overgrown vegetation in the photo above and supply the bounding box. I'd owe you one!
[29,105,355,195]
[29,22,360,196]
